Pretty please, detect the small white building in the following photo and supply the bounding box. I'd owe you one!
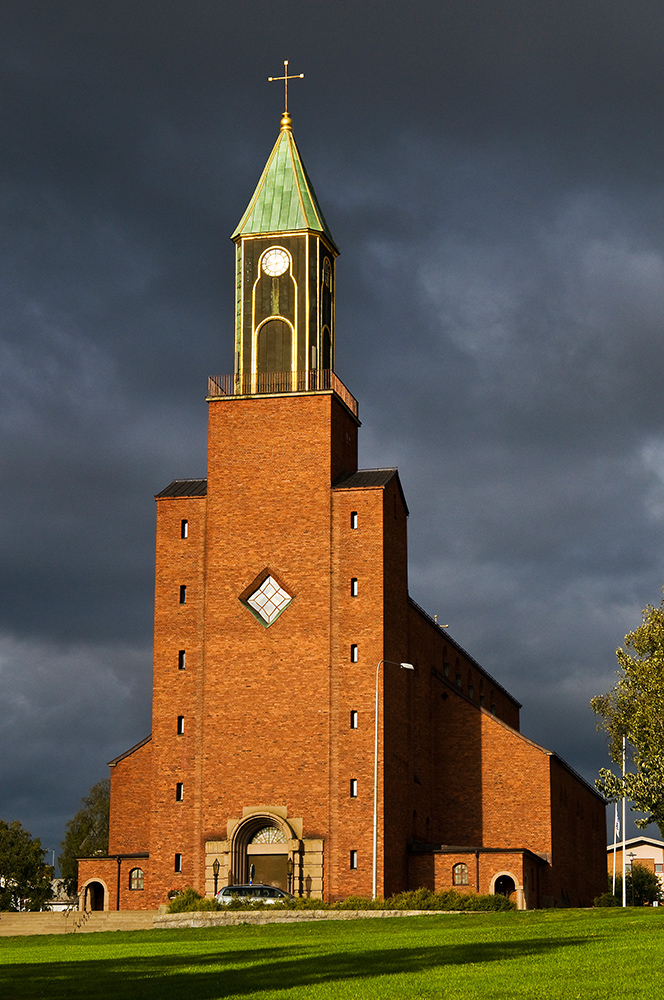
[607,835,664,889]
[45,879,77,912]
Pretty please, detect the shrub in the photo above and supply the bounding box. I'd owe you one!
[167,887,222,912]
[169,886,515,913]
[272,895,331,910]
[594,891,620,907]
[333,888,515,912]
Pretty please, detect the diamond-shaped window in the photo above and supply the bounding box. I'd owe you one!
[246,575,292,626]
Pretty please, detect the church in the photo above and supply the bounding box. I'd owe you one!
[77,101,606,911]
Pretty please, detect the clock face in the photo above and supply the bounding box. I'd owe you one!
[261,247,290,277]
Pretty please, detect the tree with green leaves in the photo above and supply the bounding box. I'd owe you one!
[626,863,663,906]
[591,596,664,837]
[58,778,110,896]
[0,819,53,911]
[603,865,663,907]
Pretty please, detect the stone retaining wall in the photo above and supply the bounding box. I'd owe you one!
[1,908,469,937]
[153,909,461,929]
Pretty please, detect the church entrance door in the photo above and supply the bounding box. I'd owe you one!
[249,853,288,889]
[242,821,289,889]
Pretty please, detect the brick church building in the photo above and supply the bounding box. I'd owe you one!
[78,107,606,911]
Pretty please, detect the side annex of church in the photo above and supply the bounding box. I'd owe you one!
[77,108,606,911]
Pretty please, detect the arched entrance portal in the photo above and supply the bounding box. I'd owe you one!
[230,813,291,890]
[207,808,323,899]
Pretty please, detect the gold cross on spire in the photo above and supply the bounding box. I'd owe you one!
[268,59,304,115]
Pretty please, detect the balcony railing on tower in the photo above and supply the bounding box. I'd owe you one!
[207,369,358,418]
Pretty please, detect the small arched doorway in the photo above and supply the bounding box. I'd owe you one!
[84,881,105,911]
[494,874,516,897]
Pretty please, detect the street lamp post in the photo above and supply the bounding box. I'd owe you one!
[627,851,636,907]
[373,658,415,900]
[212,858,220,897]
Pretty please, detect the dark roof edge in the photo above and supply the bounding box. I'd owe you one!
[549,752,606,803]
[605,835,664,849]
[408,597,521,708]
[155,478,207,499]
[78,852,150,861]
[333,467,409,516]
[408,844,549,863]
[108,734,152,767]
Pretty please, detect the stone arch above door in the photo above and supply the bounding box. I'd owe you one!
[79,878,108,912]
[204,805,323,899]
[490,869,525,910]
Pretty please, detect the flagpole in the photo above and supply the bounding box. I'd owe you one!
[612,801,618,896]
[622,735,626,908]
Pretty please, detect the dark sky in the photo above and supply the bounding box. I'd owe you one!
[2,1,662,859]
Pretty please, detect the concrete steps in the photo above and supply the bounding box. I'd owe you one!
[0,910,156,936]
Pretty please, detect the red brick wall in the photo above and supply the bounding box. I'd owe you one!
[381,478,413,897]
[150,493,207,906]
[543,756,606,907]
[478,713,553,853]
[108,738,152,854]
[329,483,386,899]
[199,393,359,901]
[77,856,151,912]
[77,857,116,910]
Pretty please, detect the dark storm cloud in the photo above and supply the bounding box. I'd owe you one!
[1,1,663,850]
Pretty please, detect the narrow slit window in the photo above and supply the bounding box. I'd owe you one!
[179,585,187,604]
[350,511,358,529]
[178,650,186,670]
[350,779,358,798]
[350,644,358,662]
[350,850,358,870]
[350,710,358,729]
[181,519,188,539]
[350,578,358,597]
[174,853,182,873]
[175,782,184,801]
[177,716,184,735]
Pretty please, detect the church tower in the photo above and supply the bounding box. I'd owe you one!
[148,105,377,905]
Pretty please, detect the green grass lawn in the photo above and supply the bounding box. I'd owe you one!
[0,909,661,1000]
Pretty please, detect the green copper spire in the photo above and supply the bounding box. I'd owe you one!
[232,113,337,250]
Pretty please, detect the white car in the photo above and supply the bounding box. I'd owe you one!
[216,883,294,904]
